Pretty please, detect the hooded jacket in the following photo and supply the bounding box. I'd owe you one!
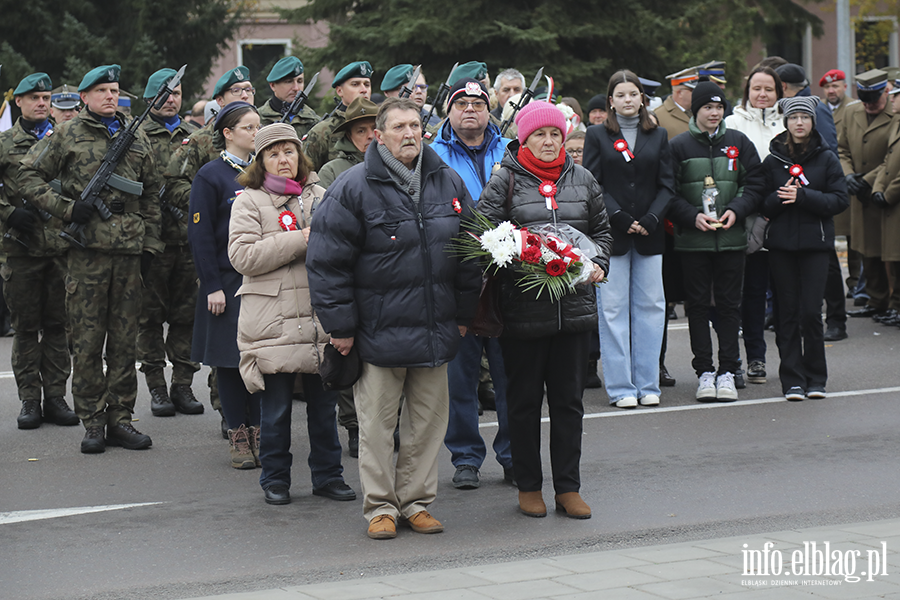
[724,104,785,160]
[430,120,509,202]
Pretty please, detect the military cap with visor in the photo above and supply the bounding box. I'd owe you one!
[331,61,373,88]
[14,73,52,96]
[856,69,888,103]
[267,56,304,83]
[697,61,726,84]
[213,66,251,98]
[51,85,79,109]
[381,64,415,92]
[78,64,121,92]
[666,66,698,89]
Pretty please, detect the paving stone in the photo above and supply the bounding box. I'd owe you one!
[286,581,404,600]
[555,568,662,591]
[630,557,734,580]
[459,560,573,584]
[544,552,653,573]
[468,579,582,599]
[635,575,746,599]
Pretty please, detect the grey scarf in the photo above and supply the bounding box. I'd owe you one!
[378,143,423,205]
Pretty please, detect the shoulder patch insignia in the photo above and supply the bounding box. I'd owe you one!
[301,134,309,142]
[193,212,200,223]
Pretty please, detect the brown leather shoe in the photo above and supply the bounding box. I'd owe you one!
[518,491,547,517]
[555,492,592,519]
[367,514,397,540]
[407,510,443,534]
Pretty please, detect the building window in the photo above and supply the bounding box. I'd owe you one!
[765,23,805,66]
[855,17,898,73]
[238,40,291,80]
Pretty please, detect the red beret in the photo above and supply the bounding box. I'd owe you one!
[819,69,846,87]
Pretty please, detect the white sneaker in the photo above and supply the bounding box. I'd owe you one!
[615,397,638,408]
[696,372,717,401]
[639,394,660,406]
[716,372,738,401]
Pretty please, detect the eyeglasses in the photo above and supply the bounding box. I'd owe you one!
[414,84,428,91]
[452,99,487,112]
[228,86,256,96]
[566,148,584,157]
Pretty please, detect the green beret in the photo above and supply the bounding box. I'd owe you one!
[143,68,178,99]
[332,61,373,88]
[78,65,120,92]
[14,73,53,96]
[450,61,488,85]
[381,64,414,92]
[213,66,251,98]
[267,56,304,83]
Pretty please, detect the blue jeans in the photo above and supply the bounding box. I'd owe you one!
[597,250,665,402]
[259,372,344,491]
[445,334,512,469]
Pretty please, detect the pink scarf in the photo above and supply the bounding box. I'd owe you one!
[263,172,304,197]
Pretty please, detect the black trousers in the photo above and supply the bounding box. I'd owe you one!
[679,251,745,376]
[823,246,848,330]
[862,256,891,311]
[769,250,829,393]
[500,331,588,494]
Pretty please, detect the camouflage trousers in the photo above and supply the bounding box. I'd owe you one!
[136,244,199,390]
[0,255,70,402]
[66,249,141,428]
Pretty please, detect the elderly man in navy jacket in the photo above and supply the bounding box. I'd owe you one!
[431,78,513,490]
[307,97,481,540]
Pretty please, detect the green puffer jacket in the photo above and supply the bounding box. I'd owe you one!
[668,118,762,252]
[18,112,163,255]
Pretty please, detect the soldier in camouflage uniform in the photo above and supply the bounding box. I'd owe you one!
[19,64,163,454]
[162,67,255,428]
[258,56,319,138]
[0,72,77,430]
[137,68,204,418]
[302,61,373,171]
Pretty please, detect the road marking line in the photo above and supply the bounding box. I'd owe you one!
[0,502,164,525]
[478,386,900,428]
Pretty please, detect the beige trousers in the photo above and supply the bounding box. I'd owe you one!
[355,362,449,522]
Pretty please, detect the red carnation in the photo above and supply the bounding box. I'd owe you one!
[522,245,542,264]
[526,233,541,247]
[545,259,567,277]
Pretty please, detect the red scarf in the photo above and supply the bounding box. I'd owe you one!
[263,172,305,197]
[516,145,566,182]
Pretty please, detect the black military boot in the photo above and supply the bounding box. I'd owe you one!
[149,386,176,417]
[106,422,152,449]
[81,426,106,453]
[17,400,42,430]
[43,396,79,426]
[170,384,204,414]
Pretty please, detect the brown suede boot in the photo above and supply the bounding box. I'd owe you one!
[228,424,256,470]
[248,425,261,467]
[555,492,592,519]
[518,491,547,517]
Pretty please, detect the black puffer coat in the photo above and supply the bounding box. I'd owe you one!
[761,130,849,252]
[478,142,612,339]
[306,142,482,368]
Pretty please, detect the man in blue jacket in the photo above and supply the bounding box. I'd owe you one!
[431,78,513,490]
[307,98,481,540]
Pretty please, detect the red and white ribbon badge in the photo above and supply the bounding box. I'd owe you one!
[278,210,299,231]
[613,139,634,162]
[789,164,809,186]
[539,181,559,211]
[451,197,462,214]
[726,146,739,171]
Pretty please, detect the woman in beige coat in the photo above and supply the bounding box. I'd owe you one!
[229,124,356,506]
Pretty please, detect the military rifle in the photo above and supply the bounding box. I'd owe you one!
[398,65,421,99]
[279,72,319,124]
[157,185,184,222]
[499,67,543,137]
[60,64,187,248]
[421,62,458,133]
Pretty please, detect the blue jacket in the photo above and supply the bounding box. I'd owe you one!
[431,120,509,203]
[189,157,243,295]
[306,142,482,368]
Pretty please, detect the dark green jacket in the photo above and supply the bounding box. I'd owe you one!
[668,118,762,252]
[139,116,195,246]
[301,106,346,171]
[317,136,364,189]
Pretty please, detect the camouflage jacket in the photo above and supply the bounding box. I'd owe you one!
[301,106,346,171]
[317,136,364,188]
[0,119,68,256]
[139,116,195,246]
[18,111,163,255]
[162,120,218,219]
[258,99,320,140]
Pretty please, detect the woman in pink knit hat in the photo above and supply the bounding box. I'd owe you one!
[478,101,612,520]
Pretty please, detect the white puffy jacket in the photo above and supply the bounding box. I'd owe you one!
[724,104,784,159]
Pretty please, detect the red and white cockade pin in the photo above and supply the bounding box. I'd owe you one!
[539,181,559,211]
[725,146,739,171]
[451,197,462,213]
[789,164,809,185]
[613,139,634,162]
[278,210,299,231]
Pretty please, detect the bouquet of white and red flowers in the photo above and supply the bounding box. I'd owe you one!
[450,212,604,302]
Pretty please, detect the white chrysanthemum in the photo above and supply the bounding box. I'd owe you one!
[494,221,515,237]
[480,227,517,267]
[556,103,575,120]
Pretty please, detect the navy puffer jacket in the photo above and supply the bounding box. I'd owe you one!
[478,142,613,339]
[306,142,481,368]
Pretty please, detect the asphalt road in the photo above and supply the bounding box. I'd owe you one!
[1,301,898,600]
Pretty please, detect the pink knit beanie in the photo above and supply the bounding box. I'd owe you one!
[515,101,567,145]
